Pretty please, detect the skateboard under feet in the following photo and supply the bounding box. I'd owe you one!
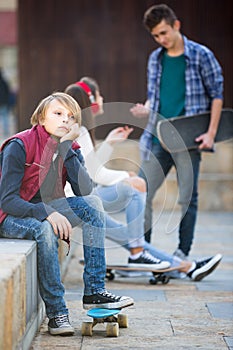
[81,308,128,337]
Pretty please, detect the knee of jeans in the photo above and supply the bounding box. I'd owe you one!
[117,181,134,197]
[84,195,105,223]
[40,220,58,249]
[85,194,104,211]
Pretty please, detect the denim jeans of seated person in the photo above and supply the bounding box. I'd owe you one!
[93,181,146,249]
[0,195,106,319]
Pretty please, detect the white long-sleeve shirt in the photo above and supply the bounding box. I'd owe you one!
[65,126,129,196]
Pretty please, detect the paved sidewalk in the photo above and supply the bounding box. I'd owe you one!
[31,211,233,350]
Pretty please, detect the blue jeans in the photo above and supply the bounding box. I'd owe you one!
[92,182,182,278]
[139,143,201,256]
[0,195,106,318]
[104,217,181,278]
[93,182,146,248]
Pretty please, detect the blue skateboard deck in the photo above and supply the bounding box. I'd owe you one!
[82,308,128,337]
[87,308,120,318]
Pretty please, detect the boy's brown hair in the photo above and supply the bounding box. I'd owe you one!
[143,4,177,32]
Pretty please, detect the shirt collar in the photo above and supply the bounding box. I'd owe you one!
[157,35,190,61]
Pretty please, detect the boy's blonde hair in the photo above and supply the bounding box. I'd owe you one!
[30,92,81,126]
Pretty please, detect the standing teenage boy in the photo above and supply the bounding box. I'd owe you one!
[130,4,223,259]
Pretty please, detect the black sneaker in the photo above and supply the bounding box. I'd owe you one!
[187,254,222,281]
[48,314,74,336]
[128,250,170,270]
[83,290,134,310]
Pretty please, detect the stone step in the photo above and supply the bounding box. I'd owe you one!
[0,239,44,350]
[105,140,233,211]
[106,140,233,174]
[200,143,233,173]
[0,231,81,350]
[154,171,233,211]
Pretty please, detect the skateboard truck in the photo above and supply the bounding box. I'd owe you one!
[81,308,128,337]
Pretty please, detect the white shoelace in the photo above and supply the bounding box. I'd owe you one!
[142,250,161,263]
[55,314,70,326]
[101,291,121,300]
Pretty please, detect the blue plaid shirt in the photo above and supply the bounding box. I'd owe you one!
[140,35,224,159]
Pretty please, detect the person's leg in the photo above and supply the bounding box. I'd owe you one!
[51,195,134,309]
[104,213,177,265]
[139,143,173,242]
[49,195,106,295]
[1,215,67,319]
[93,185,170,269]
[174,150,201,256]
[93,183,146,249]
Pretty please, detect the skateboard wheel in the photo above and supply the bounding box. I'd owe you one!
[117,314,128,328]
[149,277,157,285]
[106,322,119,337]
[161,275,170,284]
[81,321,93,336]
[106,271,115,281]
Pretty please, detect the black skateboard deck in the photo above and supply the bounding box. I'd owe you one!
[105,264,182,285]
[79,259,182,285]
[157,108,233,153]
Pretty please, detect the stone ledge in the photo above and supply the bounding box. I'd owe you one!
[0,239,44,350]
[104,140,233,211]
[0,227,82,350]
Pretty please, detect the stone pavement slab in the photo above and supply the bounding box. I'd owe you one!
[30,212,233,350]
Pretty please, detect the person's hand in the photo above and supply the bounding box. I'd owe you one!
[128,171,137,177]
[60,123,80,143]
[195,132,214,150]
[105,126,133,145]
[46,212,72,240]
[130,103,150,118]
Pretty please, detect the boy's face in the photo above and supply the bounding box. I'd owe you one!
[40,99,76,139]
[150,19,180,50]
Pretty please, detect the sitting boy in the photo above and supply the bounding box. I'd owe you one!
[0,92,134,336]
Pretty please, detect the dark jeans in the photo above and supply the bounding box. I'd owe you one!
[139,143,201,256]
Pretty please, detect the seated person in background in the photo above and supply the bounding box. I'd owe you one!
[0,92,134,336]
[64,78,222,281]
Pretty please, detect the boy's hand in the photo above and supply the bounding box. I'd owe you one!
[195,132,214,150]
[60,123,80,143]
[46,212,72,240]
[130,103,150,118]
[105,126,133,144]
